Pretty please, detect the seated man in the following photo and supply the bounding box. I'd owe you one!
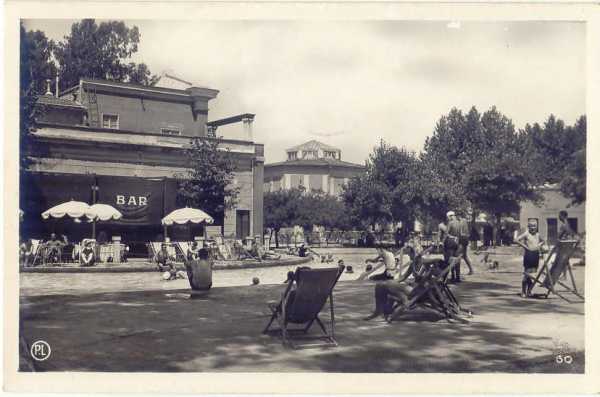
[363,245,397,281]
[44,233,64,264]
[185,247,213,291]
[248,240,263,262]
[363,246,450,320]
[255,241,281,260]
[297,244,308,257]
[155,243,175,272]
[80,240,96,267]
[187,241,200,262]
[19,239,34,266]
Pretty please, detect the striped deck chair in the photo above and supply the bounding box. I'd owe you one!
[525,239,583,302]
[147,242,176,261]
[175,242,190,262]
[387,248,472,323]
[263,264,345,349]
[27,239,42,266]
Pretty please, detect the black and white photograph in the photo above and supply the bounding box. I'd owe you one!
[5,2,599,393]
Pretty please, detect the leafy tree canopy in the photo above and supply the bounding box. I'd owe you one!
[21,19,157,93]
[176,138,240,224]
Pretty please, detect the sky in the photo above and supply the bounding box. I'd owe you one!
[23,19,586,164]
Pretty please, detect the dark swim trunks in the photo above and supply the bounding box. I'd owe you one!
[523,250,540,273]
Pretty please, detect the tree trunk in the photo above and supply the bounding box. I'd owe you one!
[274,229,279,248]
[493,213,502,247]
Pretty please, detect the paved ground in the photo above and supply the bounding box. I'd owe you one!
[19,247,585,373]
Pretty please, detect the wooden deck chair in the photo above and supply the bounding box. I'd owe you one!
[147,242,161,261]
[217,242,231,260]
[148,242,176,260]
[175,242,190,262]
[387,254,472,323]
[525,240,583,302]
[263,264,345,349]
[28,239,42,266]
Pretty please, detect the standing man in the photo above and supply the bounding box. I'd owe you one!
[515,220,545,297]
[557,210,578,279]
[445,211,463,282]
[438,219,448,253]
[458,211,474,275]
[558,210,577,241]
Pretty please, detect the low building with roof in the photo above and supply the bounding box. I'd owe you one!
[263,140,365,196]
[519,184,585,244]
[22,74,264,245]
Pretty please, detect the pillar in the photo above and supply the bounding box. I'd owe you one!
[242,116,254,141]
[285,174,291,189]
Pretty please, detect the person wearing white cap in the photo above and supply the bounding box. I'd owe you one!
[445,211,463,282]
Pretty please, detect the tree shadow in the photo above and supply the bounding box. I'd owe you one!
[20,278,584,373]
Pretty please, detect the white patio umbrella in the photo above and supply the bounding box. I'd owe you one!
[161,207,214,240]
[85,203,123,239]
[85,204,122,221]
[41,200,90,220]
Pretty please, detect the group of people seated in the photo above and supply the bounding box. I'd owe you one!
[19,233,69,266]
[356,224,469,321]
[153,242,213,289]
[19,232,130,267]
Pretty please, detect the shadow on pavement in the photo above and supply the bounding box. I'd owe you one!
[20,276,584,373]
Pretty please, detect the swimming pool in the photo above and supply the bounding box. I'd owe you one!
[20,249,379,297]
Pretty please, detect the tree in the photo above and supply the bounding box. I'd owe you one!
[560,149,586,205]
[54,19,156,89]
[263,188,303,247]
[342,173,392,229]
[520,114,586,185]
[422,106,539,221]
[264,188,350,247]
[176,138,240,229]
[295,189,350,231]
[20,23,57,213]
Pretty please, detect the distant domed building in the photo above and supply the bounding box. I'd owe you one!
[264,140,365,196]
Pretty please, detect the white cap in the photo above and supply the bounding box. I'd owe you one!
[446,211,456,218]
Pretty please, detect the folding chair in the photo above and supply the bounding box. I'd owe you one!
[525,240,583,303]
[263,264,345,349]
[387,254,472,323]
[24,240,42,267]
[148,242,176,261]
[175,241,190,262]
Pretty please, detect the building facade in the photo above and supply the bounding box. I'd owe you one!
[263,140,365,196]
[519,185,585,244]
[22,74,264,244]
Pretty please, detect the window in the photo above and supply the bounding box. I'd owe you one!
[161,128,181,136]
[568,218,578,234]
[102,114,119,129]
[547,218,557,244]
[302,150,317,159]
[288,152,298,160]
[324,151,337,159]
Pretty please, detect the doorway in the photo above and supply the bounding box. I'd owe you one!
[236,210,250,240]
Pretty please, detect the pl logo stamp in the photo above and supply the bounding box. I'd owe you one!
[30,340,51,361]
